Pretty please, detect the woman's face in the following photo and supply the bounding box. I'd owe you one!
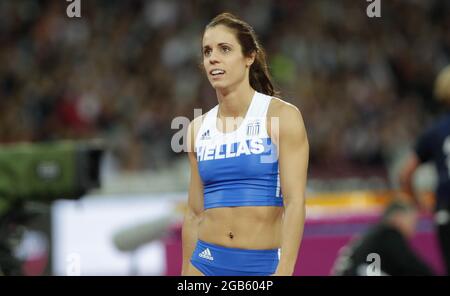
[202,25,254,91]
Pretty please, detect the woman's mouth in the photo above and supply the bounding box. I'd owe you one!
[209,69,226,79]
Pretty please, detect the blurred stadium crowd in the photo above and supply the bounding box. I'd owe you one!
[0,0,449,178]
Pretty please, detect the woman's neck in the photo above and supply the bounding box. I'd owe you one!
[216,84,255,118]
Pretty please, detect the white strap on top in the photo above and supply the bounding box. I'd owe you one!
[249,91,271,118]
[195,91,274,146]
[195,104,218,145]
[248,92,272,138]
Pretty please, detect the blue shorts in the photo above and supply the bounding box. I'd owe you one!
[190,239,279,276]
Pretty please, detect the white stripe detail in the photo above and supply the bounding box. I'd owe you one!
[276,169,281,197]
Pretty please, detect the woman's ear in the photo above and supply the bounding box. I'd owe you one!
[246,51,256,67]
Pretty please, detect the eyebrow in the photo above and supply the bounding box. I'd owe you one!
[218,42,233,47]
[202,42,233,49]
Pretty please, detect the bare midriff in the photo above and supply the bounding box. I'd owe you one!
[197,206,283,250]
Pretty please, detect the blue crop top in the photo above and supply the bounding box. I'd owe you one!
[195,91,283,209]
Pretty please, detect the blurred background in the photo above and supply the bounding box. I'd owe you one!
[0,0,449,275]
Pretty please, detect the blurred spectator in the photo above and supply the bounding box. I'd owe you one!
[331,201,434,276]
[400,64,450,275]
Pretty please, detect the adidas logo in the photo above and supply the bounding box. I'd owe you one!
[200,130,210,140]
[199,248,214,260]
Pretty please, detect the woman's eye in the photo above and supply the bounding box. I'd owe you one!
[221,46,230,53]
[204,49,211,56]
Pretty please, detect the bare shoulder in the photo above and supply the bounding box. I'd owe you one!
[189,113,206,135]
[189,105,218,136]
[268,97,304,128]
[187,112,207,153]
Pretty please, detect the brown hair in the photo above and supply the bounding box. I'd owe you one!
[205,12,278,97]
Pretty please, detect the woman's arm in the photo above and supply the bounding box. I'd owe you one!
[269,100,309,275]
[181,118,204,275]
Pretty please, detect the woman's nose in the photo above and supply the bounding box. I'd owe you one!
[209,51,220,64]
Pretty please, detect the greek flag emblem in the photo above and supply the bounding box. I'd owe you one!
[246,120,260,136]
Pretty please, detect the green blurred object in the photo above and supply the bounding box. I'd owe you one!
[270,53,296,86]
[0,140,104,275]
[0,140,103,215]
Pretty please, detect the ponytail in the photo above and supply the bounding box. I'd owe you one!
[249,49,277,96]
